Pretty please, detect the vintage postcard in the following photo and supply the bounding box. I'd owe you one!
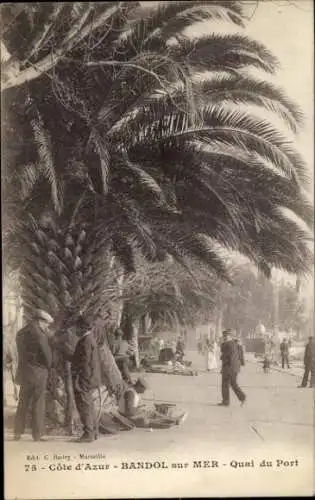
[2,1,314,499]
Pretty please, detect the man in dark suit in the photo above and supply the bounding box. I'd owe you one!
[218,329,246,407]
[14,310,54,441]
[71,315,102,442]
[298,336,315,388]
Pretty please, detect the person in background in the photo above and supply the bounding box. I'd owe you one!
[176,336,185,362]
[298,336,315,388]
[14,310,54,441]
[197,335,203,355]
[158,337,165,352]
[218,329,246,407]
[235,338,245,368]
[280,337,290,369]
[171,339,177,355]
[71,315,102,442]
[204,338,218,371]
[114,332,134,384]
[3,331,18,405]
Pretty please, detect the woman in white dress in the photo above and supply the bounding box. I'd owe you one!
[205,339,218,371]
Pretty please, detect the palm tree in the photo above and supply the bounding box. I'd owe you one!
[2,1,313,429]
[119,254,221,361]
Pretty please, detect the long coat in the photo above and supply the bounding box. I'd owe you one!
[71,332,101,391]
[304,338,315,368]
[220,339,241,375]
[15,322,52,384]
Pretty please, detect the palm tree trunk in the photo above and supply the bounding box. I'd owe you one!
[18,215,125,431]
[64,361,75,435]
[130,320,140,369]
[116,270,125,327]
[215,308,223,338]
[139,313,152,336]
[99,341,124,396]
[120,301,140,369]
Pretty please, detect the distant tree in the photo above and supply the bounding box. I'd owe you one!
[278,284,310,338]
[217,265,273,337]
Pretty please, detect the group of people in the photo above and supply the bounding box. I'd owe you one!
[8,308,315,443]
[11,309,187,443]
[264,335,315,389]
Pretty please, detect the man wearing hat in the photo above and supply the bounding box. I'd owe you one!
[218,329,246,407]
[71,315,102,442]
[14,309,54,441]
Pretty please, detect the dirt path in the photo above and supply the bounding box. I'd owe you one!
[4,350,314,498]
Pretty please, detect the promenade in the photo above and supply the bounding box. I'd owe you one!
[4,350,314,498]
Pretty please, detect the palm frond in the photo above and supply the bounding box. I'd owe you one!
[31,113,63,213]
[113,2,244,56]
[170,34,279,74]
[112,234,136,274]
[147,3,245,45]
[125,104,307,183]
[18,162,40,200]
[88,128,110,194]
[111,194,158,261]
[116,71,304,134]
[122,156,172,211]
[198,73,303,133]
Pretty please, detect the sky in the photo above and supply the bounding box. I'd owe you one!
[183,0,314,295]
[184,0,314,194]
[245,0,314,191]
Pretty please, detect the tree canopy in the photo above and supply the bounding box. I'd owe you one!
[1,2,313,323]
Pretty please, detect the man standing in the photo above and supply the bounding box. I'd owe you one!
[71,315,102,442]
[298,336,315,388]
[176,336,185,362]
[280,338,290,369]
[14,310,54,441]
[218,329,246,407]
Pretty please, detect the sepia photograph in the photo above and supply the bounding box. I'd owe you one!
[2,1,314,498]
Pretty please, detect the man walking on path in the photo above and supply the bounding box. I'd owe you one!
[298,336,315,388]
[14,310,54,441]
[280,338,290,369]
[71,315,102,443]
[218,329,246,407]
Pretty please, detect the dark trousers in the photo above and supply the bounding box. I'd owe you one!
[281,354,290,368]
[301,364,315,387]
[222,371,245,405]
[73,386,97,437]
[14,367,48,440]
